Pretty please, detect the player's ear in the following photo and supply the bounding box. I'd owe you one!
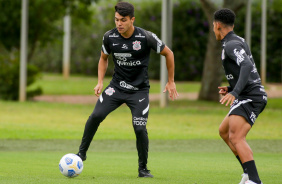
[131,17,135,23]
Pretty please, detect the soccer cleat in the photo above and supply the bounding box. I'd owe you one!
[239,173,249,184]
[245,180,263,184]
[76,152,87,161]
[138,168,154,178]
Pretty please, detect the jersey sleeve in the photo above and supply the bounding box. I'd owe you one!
[225,41,253,98]
[145,31,165,54]
[101,32,111,55]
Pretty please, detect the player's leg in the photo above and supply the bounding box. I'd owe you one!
[229,115,261,184]
[219,114,248,183]
[126,92,152,177]
[78,86,123,160]
[219,114,238,155]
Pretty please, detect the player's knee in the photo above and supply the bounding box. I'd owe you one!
[134,125,147,135]
[228,133,239,146]
[90,111,106,122]
[219,126,227,140]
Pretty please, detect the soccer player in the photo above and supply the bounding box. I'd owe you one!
[76,2,178,178]
[213,9,267,184]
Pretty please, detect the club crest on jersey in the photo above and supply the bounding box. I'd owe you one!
[105,87,115,96]
[132,41,141,51]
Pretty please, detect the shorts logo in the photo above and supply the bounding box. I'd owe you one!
[105,87,115,96]
[133,117,147,126]
[133,40,141,51]
[250,112,257,123]
[225,74,234,80]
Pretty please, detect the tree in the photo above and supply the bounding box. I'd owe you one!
[198,0,245,101]
[0,0,95,60]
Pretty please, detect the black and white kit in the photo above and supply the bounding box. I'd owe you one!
[79,27,165,169]
[221,31,267,126]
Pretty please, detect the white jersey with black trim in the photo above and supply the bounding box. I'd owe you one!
[221,31,267,101]
[101,26,165,92]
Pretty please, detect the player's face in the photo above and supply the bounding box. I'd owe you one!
[115,12,135,35]
[213,21,221,41]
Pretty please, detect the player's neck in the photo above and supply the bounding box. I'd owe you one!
[220,28,233,40]
[121,26,135,38]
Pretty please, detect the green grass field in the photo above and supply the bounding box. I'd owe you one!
[1,74,282,183]
[28,73,202,95]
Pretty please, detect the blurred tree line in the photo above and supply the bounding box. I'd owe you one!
[31,0,281,82]
[0,0,281,99]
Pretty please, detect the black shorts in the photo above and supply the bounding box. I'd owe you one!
[228,96,267,126]
[97,84,150,125]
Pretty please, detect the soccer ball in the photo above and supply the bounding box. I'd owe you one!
[59,153,83,178]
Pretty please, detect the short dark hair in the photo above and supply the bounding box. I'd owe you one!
[115,2,134,18]
[214,8,236,26]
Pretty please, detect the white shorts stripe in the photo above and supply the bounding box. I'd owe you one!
[142,104,149,115]
[228,99,252,115]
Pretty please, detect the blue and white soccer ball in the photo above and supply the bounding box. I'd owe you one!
[59,153,83,178]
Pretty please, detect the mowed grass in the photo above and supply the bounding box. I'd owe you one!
[0,139,282,184]
[28,73,201,95]
[2,74,282,183]
[0,99,282,183]
[1,99,282,140]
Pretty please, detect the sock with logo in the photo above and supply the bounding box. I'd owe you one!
[236,155,247,174]
[243,160,261,183]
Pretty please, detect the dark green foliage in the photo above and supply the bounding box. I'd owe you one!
[1,0,281,82]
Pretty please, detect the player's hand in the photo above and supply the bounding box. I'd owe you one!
[218,86,228,96]
[163,82,179,101]
[220,93,235,106]
[94,83,103,97]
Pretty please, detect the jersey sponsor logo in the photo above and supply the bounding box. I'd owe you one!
[116,60,141,66]
[234,48,245,65]
[120,81,139,90]
[250,112,257,123]
[114,53,132,62]
[114,53,132,57]
[135,33,145,38]
[225,74,234,80]
[133,40,141,51]
[105,87,115,96]
[133,117,147,126]
[122,44,128,49]
[109,33,119,37]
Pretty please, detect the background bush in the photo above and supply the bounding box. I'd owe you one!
[0,48,42,100]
